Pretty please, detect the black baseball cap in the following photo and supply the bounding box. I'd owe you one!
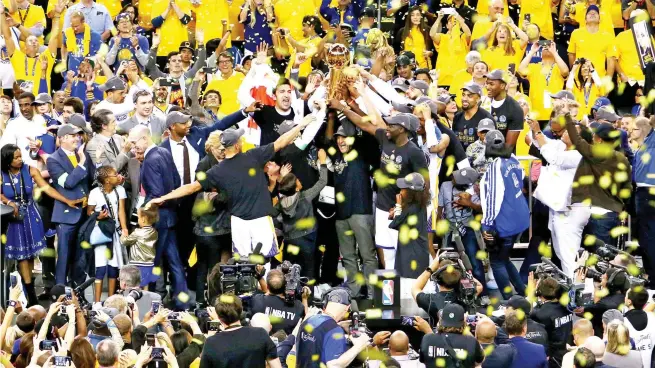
[440,303,465,328]
[325,287,352,306]
[361,6,376,18]
[383,113,419,132]
[507,295,532,314]
[179,41,195,54]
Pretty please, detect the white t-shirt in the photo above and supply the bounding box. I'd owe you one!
[88,186,127,226]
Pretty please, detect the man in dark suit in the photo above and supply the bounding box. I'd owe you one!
[47,124,96,285]
[505,310,548,368]
[129,124,188,308]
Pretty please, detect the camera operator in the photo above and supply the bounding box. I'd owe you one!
[250,269,309,335]
[528,274,573,368]
[200,294,282,368]
[119,265,162,320]
[412,257,483,324]
[575,267,629,337]
[418,303,485,368]
[493,296,548,348]
[295,288,371,368]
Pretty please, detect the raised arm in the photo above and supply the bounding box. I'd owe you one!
[0,4,15,57]
[48,0,64,55]
[430,12,444,44]
[273,115,314,152]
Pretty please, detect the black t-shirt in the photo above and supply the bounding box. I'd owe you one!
[252,106,296,146]
[374,129,428,211]
[389,203,429,279]
[199,326,277,368]
[493,316,549,348]
[530,301,574,365]
[250,294,305,336]
[276,144,318,190]
[420,332,484,368]
[452,108,494,150]
[200,143,275,220]
[585,293,625,338]
[331,147,373,220]
[415,291,459,325]
[490,97,524,140]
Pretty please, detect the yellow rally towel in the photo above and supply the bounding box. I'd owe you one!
[64,23,91,56]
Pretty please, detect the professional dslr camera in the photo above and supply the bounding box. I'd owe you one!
[583,241,646,287]
[277,261,307,304]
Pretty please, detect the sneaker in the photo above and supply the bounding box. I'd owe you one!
[486,280,498,290]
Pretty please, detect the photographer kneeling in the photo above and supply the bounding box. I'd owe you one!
[250,268,308,335]
[412,256,483,324]
[119,265,162,320]
[575,267,629,337]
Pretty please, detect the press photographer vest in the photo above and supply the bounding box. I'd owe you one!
[624,312,655,368]
[296,315,345,368]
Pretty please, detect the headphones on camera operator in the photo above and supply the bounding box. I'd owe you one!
[606,267,630,293]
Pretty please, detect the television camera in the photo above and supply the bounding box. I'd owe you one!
[220,243,264,295]
[277,260,308,304]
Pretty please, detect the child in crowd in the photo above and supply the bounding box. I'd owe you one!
[274,148,328,283]
[87,166,129,302]
[466,118,496,174]
[121,207,159,290]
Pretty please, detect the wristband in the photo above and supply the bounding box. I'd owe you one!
[425,267,434,274]
[106,320,116,328]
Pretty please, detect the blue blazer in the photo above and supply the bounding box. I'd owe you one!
[508,336,548,368]
[160,109,247,158]
[47,148,95,225]
[141,146,181,228]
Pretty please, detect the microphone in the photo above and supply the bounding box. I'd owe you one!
[253,242,263,255]
[540,257,572,283]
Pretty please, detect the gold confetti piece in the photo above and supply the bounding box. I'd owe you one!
[437,358,446,367]
[610,226,629,238]
[399,224,410,244]
[504,286,513,295]
[328,147,337,156]
[196,171,207,181]
[599,175,612,189]
[296,217,316,230]
[344,230,354,236]
[152,267,162,276]
[354,273,365,286]
[336,192,345,203]
[583,312,593,320]
[248,168,256,176]
[366,309,382,319]
[319,244,326,253]
[249,254,265,264]
[81,241,91,249]
[312,354,320,361]
[203,226,214,234]
[177,292,190,303]
[584,235,597,246]
[410,260,417,270]
[287,244,300,255]
[409,228,419,240]
[559,292,570,306]
[476,250,488,260]
[385,162,399,175]
[468,219,481,231]
[435,219,449,236]
[516,309,525,321]
[345,137,355,145]
[40,248,56,257]
[344,150,358,161]
[591,143,615,159]
[220,294,235,304]
[407,214,418,226]
[578,175,595,185]
[336,269,347,279]
[368,273,379,285]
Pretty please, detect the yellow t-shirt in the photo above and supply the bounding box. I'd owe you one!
[572,81,603,119]
[193,0,231,46]
[204,71,245,115]
[435,32,469,86]
[11,5,47,44]
[405,27,429,69]
[572,2,615,39]
[518,0,554,40]
[523,63,565,121]
[614,30,647,81]
[10,50,55,95]
[481,39,525,71]
[274,0,316,40]
[476,0,509,17]
[47,0,77,39]
[449,68,472,105]
[471,17,493,47]
[97,0,121,18]
[610,0,624,28]
[567,28,615,77]
[229,0,245,41]
[151,0,191,56]
[287,36,321,78]
[138,0,155,28]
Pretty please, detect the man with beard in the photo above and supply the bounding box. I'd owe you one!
[146,32,206,109]
[251,79,298,146]
[395,53,415,81]
[453,82,494,150]
[0,92,48,166]
[337,107,428,269]
[153,82,174,117]
[484,69,524,151]
[95,73,149,124]
[118,90,168,142]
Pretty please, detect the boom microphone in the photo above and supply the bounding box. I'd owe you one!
[74,278,96,293]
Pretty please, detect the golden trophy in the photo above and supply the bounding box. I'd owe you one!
[326,43,350,100]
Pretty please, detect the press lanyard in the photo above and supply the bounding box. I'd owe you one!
[18,5,30,25]
[583,82,592,106]
[8,170,25,203]
[24,54,38,77]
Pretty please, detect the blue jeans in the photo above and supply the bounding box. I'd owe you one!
[490,234,525,299]
[286,231,318,282]
[636,188,655,281]
[452,229,487,295]
[153,224,188,309]
[587,211,619,247]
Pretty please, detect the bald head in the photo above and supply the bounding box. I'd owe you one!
[475,318,497,344]
[27,305,46,322]
[250,313,272,333]
[388,331,409,355]
[583,336,605,360]
[573,319,594,346]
